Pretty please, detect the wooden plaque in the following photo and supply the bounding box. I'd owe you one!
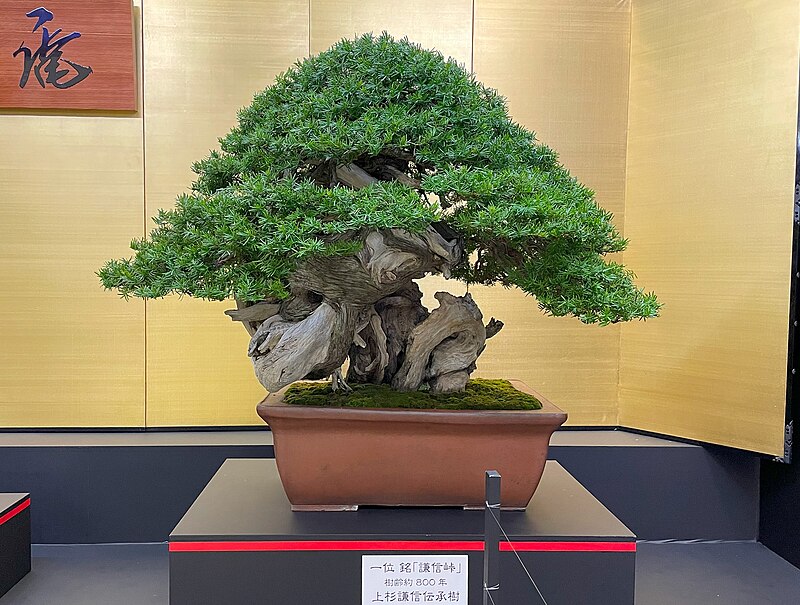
[0,0,136,111]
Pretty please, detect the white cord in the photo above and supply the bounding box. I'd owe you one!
[487,504,549,605]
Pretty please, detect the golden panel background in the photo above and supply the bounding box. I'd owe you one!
[0,0,796,452]
[142,0,309,426]
[310,0,473,64]
[0,1,145,427]
[619,0,800,455]
[470,0,632,424]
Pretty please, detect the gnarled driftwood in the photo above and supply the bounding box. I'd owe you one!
[238,155,503,394]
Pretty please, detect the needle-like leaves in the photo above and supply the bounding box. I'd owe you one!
[99,33,659,324]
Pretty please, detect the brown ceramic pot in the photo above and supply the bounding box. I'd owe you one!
[256,379,567,511]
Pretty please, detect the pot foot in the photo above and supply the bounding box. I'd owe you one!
[291,504,359,512]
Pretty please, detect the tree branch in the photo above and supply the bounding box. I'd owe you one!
[225,301,280,323]
[230,298,280,336]
[335,163,377,189]
[290,227,462,306]
[382,164,421,189]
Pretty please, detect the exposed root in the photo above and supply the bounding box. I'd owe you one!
[330,367,353,393]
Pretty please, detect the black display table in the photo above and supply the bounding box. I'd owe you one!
[170,459,635,605]
[0,493,31,598]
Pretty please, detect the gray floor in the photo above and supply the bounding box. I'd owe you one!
[2,542,800,604]
[2,544,167,605]
[635,543,800,605]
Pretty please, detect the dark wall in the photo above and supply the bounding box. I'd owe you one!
[759,87,800,568]
[0,443,272,543]
[760,415,799,567]
[553,442,759,542]
[760,394,799,566]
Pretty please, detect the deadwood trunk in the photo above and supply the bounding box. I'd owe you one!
[226,161,503,394]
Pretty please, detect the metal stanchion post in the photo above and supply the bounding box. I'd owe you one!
[483,470,501,605]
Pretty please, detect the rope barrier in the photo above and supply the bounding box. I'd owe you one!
[486,505,550,605]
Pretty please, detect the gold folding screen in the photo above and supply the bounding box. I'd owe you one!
[310,0,472,60]
[0,1,145,427]
[619,0,800,455]
[0,0,796,454]
[470,0,632,425]
[142,0,309,426]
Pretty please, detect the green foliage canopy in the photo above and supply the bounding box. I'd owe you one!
[99,33,659,325]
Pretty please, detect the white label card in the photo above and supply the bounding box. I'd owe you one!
[361,554,468,604]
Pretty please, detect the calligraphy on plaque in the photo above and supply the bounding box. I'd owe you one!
[0,1,136,111]
[362,555,469,604]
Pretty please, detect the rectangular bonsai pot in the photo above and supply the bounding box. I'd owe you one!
[257,380,567,511]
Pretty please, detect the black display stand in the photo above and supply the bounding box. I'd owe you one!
[0,493,31,598]
[170,459,635,605]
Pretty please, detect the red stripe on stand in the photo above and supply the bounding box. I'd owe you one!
[0,498,30,526]
[170,540,485,552]
[501,541,636,552]
[169,539,635,553]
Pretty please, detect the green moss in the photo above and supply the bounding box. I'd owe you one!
[282,379,542,411]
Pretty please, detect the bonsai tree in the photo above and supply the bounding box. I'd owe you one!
[99,33,659,396]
